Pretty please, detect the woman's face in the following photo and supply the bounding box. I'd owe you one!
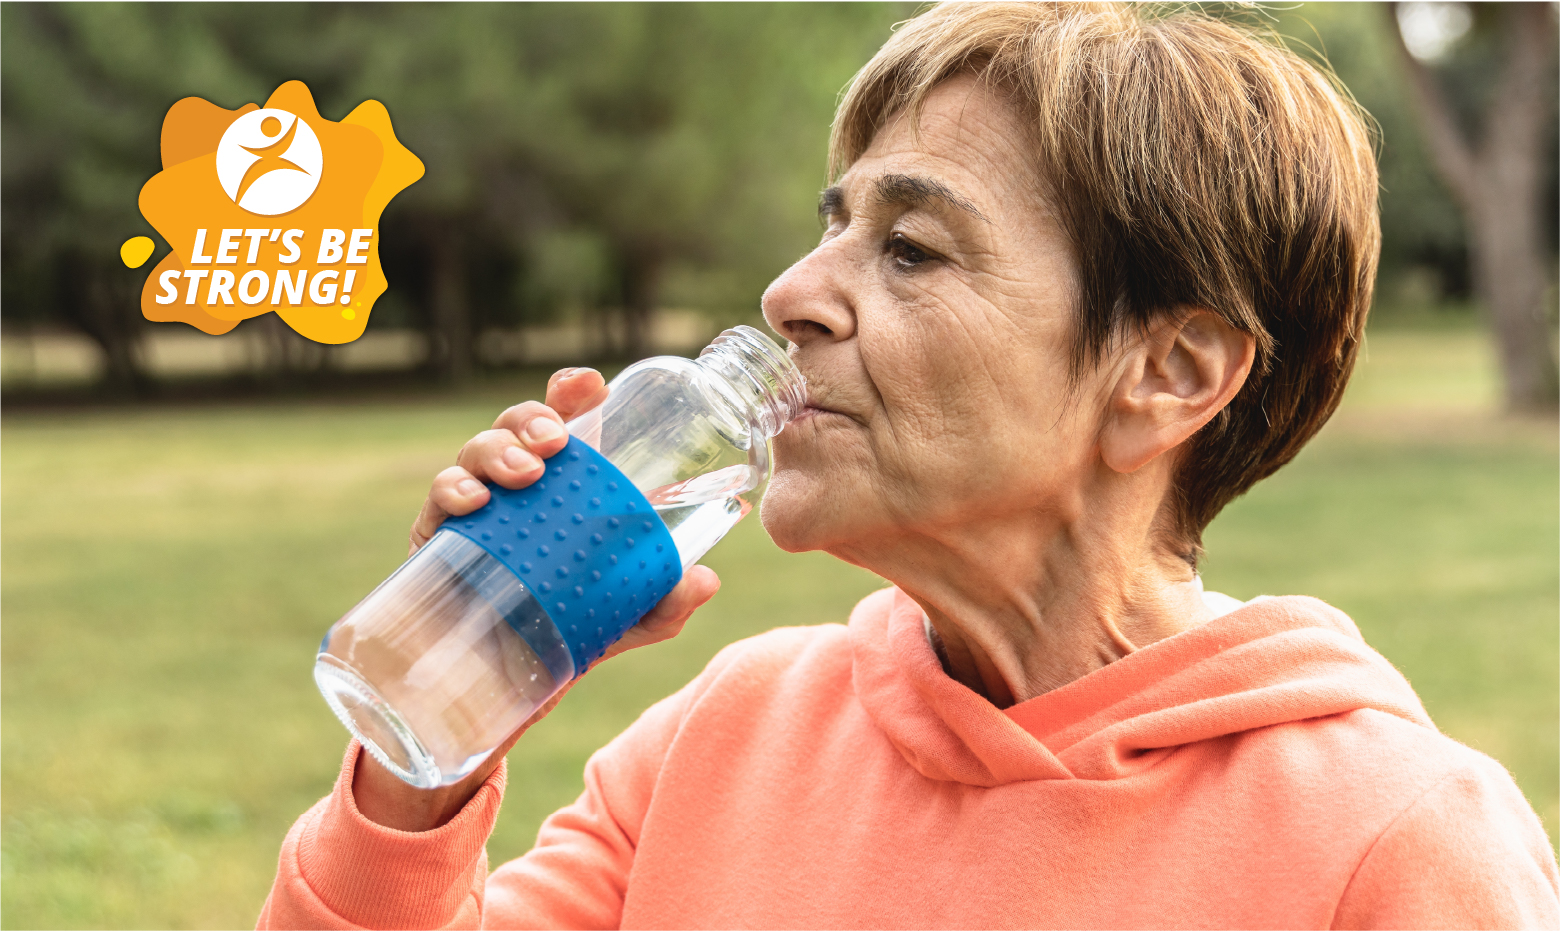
[761,75,1115,558]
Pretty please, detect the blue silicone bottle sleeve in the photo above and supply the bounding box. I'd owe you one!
[441,437,684,676]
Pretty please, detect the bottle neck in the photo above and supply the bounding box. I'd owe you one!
[696,325,807,440]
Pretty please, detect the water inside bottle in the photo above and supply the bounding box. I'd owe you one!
[645,463,760,508]
[654,492,753,570]
[315,532,570,787]
[643,456,760,570]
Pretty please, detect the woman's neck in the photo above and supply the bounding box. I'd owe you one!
[837,485,1212,708]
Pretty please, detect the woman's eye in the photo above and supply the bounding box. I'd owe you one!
[886,233,936,269]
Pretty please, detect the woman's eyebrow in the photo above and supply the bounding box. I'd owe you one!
[873,173,988,223]
[817,174,989,225]
[818,186,845,224]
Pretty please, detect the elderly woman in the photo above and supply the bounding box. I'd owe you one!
[261,4,1559,928]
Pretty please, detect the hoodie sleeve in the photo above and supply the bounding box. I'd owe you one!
[478,680,694,929]
[1332,755,1560,930]
[258,655,714,930]
[256,741,502,930]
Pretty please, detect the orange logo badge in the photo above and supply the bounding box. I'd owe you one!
[131,81,423,343]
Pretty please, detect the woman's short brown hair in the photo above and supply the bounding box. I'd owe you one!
[831,2,1381,561]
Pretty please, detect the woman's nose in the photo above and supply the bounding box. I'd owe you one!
[761,243,857,345]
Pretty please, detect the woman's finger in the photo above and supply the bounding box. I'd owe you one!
[429,371,612,556]
[456,429,545,489]
[490,401,570,461]
[409,466,489,554]
[545,368,610,421]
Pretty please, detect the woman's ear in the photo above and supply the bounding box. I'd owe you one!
[1100,310,1255,474]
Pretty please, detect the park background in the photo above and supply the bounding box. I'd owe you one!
[2,3,1556,928]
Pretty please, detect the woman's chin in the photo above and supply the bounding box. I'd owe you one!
[759,474,845,554]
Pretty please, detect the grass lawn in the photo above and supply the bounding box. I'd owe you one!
[3,324,1556,928]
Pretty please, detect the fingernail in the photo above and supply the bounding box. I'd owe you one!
[458,479,484,497]
[503,446,537,472]
[526,418,564,443]
[565,367,598,381]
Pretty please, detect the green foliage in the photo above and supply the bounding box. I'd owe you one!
[1,3,906,374]
[11,2,1545,383]
[1272,3,1467,302]
[2,327,1555,928]
[1274,3,1558,309]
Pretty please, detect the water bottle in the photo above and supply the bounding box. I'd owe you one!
[314,325,806,789]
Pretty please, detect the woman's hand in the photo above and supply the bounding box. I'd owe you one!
[353,367,722,832]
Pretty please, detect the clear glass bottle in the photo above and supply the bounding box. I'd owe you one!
[315,325,805,788]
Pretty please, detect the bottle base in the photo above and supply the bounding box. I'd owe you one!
[314,654,443,789]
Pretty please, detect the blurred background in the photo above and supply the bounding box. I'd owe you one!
[2,3,1555,928]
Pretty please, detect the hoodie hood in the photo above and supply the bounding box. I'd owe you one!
[849,587,1436,786]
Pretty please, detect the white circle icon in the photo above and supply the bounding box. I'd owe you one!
[215,108,323,216]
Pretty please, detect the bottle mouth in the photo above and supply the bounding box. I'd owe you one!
[700,325,807,437]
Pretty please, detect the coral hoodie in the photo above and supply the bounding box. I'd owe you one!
[260,589,1559,929]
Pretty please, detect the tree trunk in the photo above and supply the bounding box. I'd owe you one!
[64,254,146,397]
[257,314,328,379]
[618,246,662,361]
[1391,3,1559,412]
[1470,177,1555,412]
[585,302,617,361]
[428,221,475,384]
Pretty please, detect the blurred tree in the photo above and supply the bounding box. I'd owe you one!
[19,3,1540,400]
[1388,2,1559,411]
[1,3,904,388]
[1,3,367,391]
[342,3,903,367]
[1272,3,1477,308]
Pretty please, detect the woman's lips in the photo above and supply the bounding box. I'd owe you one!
[795,404,851,424]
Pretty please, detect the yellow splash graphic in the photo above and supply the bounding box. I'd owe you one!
[135,81,423,343]
[120,236,155,269]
